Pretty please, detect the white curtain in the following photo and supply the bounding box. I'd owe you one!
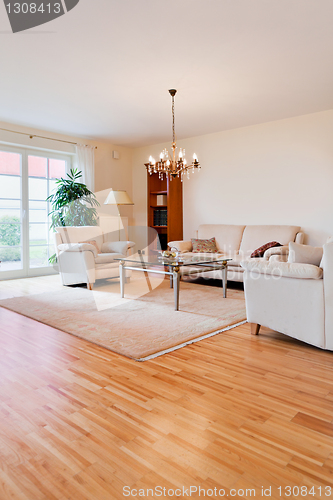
[76,144,95,191]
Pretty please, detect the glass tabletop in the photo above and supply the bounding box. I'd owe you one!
[114,253,232,268]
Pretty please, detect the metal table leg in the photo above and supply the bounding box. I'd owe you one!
[222,261,227,298]
[173,267,180,311]
[138,251,152,292]
[169,265,173,288]
[120,261,125,298]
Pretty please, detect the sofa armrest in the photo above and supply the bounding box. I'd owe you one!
[295,232,305,244]
[57,243,98,257]
[168,240,192,253]
[263,245,289,260]
[241,259,323,280]
[322,241,333,347]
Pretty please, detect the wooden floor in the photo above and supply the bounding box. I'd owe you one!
[0,277,333,499]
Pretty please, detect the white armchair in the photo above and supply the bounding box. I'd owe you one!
[240,240,333,350]
[54,226,135,290]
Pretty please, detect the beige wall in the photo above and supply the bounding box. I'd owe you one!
[132,109,333,246]
[0,121,134,224]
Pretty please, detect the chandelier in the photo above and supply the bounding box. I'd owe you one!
[145,89,200,181]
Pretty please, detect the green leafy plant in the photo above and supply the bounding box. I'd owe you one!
[47,168,100,263]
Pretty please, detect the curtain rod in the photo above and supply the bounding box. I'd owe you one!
[0,127,97,149]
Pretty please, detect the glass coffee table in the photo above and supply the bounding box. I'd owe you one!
[114,253,232,311]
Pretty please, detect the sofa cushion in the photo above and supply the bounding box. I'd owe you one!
[239,225,301,258]
[95,262,121,271]
[182,252,226,260]
[251,241,282,258]
[198,224,245,255]
[94,252,124,264]
[228,254,259,267]
[192,237,218,253]
[288,242,323,267]
[168,240,192,253]
[101,241,134,255]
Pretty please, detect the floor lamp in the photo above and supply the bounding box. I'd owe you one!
[104,189,134,240]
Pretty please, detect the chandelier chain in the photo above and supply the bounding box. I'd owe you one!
[172,94,175,145]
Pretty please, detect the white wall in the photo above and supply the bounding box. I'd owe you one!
[132,109,333,246]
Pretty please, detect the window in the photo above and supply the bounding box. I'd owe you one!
[0,145,71,279]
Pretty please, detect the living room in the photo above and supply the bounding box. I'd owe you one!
[1,1,333,499]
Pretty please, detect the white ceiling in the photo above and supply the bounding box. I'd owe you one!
[1,0,333,147]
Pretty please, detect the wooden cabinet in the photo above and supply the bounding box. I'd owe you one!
[147,173,183,250]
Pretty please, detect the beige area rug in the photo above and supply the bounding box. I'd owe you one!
[0,277,246,361]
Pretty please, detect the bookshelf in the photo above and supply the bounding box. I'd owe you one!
[147,173,183,250]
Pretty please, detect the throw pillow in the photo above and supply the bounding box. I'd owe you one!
[251,241,282,258]
[191,237,218,253]
[80,240,101,254]
[288,242,323,266]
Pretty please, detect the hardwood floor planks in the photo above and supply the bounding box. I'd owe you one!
[291,412,333,437]
[0,275,333,498]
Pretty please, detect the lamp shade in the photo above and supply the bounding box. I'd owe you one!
[104,189,134,205]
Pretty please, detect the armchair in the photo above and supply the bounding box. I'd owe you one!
[240,240,333,350]
[54,226,135,290]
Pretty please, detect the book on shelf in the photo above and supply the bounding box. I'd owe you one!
[156,194,167,206]
[153,208,168,226]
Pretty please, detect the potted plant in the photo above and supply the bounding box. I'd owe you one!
[47,168,99,262]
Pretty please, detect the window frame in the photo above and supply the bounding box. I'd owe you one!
[0,144,72,280]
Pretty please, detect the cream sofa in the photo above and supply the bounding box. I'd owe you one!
[240,240,333,350]
[54,226,134,289]
[169,224,304,282]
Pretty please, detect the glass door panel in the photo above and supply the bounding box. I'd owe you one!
[28,177,48,200]
[29,201,48,223]
[0,148,69,279]
[29,246,49,268]
[0,151,23,273]
[28,155,66,272]
[49,158,66,179]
